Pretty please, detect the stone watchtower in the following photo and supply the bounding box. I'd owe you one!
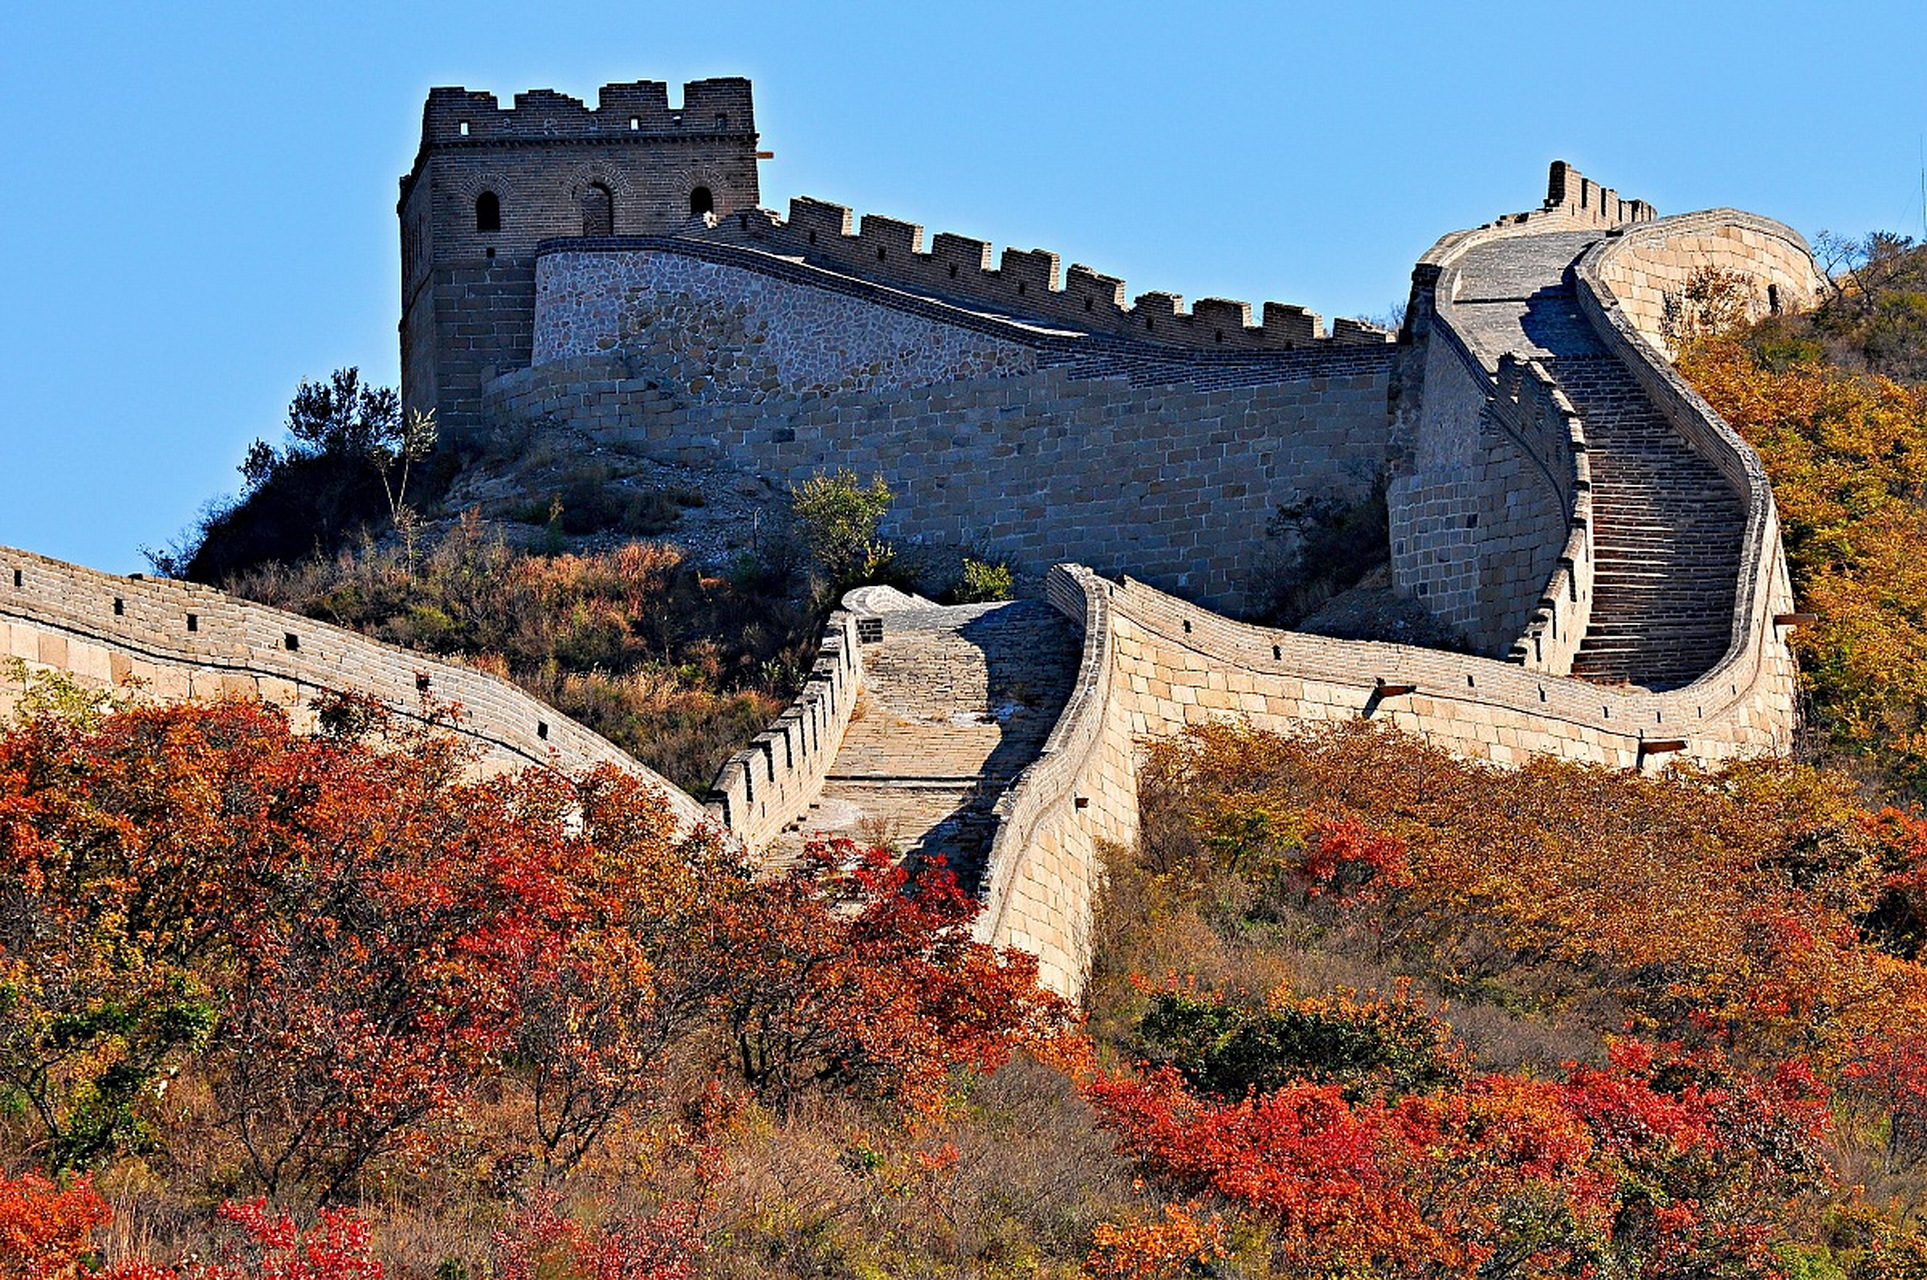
[397,79,761,433]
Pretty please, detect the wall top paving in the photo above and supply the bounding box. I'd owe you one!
[0,546,705,829]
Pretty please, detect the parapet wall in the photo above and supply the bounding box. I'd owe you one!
[1574,214,1811,692]
[0,548,705,828]
[703,611,864,849]
[501,238,1398,613]
[974,567,1139,997]
[405,80,757,194]
[1387,305,1582,657]
[1590,210,1824,357]
[975,558,1800,994]
[694,197,1393,352]
[1492,356,1593,674]
[1543,160,1657,228]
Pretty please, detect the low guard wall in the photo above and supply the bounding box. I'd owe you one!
[1574,213,1811,705]
[974,566,1138,998]
[703,610,864,850]
[0,548,705,828]
[977,546,1799,998]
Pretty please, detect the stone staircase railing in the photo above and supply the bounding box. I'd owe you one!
[703,610,864,850]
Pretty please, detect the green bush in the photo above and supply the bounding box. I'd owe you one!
[950,557,1014,604]
[790,469,895,590]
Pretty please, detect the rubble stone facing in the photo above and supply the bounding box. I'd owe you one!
[0,548,705,829]
[491,239,1397,613]
[533,250,1037,394]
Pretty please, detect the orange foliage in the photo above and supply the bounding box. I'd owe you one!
[0,1175,111,1280]
[1138,720,1927,1070]
[1084,1201,1229,1280]
[1677,333,1927,788]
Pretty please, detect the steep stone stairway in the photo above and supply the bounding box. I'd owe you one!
[765,598,1080,892]
[1449,232,1744,691]
[1554,357,1742,688]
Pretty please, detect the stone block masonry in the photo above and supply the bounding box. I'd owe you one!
[494,238,1397,614]
[0,548,705,829]
[400,79,763,435]
[704,611,864,850]
[970,557,1801,996]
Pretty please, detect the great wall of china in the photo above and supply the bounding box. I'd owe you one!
[1,79,1826,997]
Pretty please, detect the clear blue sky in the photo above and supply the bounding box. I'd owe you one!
[3,1,1923,572]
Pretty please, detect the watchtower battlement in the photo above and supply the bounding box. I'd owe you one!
[406,80,756,179]
[703,196,1391,349]
[399,79,763,434]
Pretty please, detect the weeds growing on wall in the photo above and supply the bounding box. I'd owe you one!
[1251,471,1390,627]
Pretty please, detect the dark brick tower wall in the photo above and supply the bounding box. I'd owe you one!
[398,79,761,434]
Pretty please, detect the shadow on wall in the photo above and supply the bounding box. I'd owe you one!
[886,604,1081,897]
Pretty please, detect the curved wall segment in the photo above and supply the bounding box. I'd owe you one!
[0,548,706,829]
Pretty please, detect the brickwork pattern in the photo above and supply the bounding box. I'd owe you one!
[686,198,1394,353]
[495,241,1395,612]
[0,548,705,827]
[1591,212,1824,358]
[970,559,1801,995]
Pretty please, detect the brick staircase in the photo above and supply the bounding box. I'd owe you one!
[1448,231,1745,691]
[765,598,1079,891]
[1553,356,1742,689]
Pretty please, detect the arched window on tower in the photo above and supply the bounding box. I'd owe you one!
[689,186,714,218]
[582,183,613,236]
[475,191,500,233]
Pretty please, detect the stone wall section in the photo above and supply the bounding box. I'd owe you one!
[400,80,763,434]
[1591,211,1824,358]
[493,241,1398,613]
[688,198,1394,353]
[972,556,1800,995]
[0,548,705,828]
[1574,215,1812,695]
[1387,323,1582,656]
[532,249,1038,390]
[702,610,864,850]
[974,566,1139,997]
[1492,357,1593,674]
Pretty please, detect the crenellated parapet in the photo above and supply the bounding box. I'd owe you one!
[1541,160,1657,228]
[703,611,865,851]
[404,80,757,197]
[694,195,1393,351]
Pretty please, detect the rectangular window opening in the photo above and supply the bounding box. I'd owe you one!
[185,613,198,632]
